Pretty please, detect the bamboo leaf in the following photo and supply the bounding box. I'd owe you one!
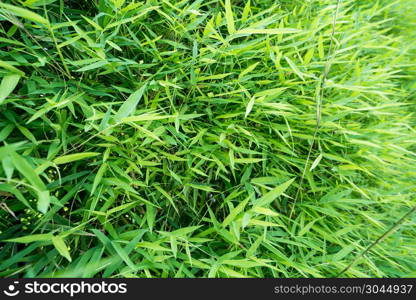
[0,2,49,25]
[114,84,147,122]
[53,152,100,164]
[0,74,21,105]
[52,236,72,262]
[253,178,295,207]
[224,0,236,34]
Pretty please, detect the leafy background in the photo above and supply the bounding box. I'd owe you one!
[0,0,415,277]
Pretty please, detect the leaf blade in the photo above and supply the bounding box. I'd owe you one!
[53,152,100,165]
[0,74,21,105]
[114,84,147,122]
[253,178,295,207]
[52,236,72,262]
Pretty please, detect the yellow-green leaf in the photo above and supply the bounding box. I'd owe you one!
[10,152,50,213]
[0,74,21,105]
[0,60,25,76]
[52,236,72,262]
[236,28,301,35]
[5,233,53,243]
[224,0,236,34]
[223,197,250,227]
[53,152,100,164]
[114,84,147,122]
[0,2,49,25]
[253,178,295,207]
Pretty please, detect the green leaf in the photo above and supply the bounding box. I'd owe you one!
[246,235,263,257]
[155,185,178,213]
[197,73,232,82]
[0,2,49,25]
[136,242,171,252]
[52,236,72,262]
[91,163,107,195]
[114,84,147,122]
[310,153,323,171]
[333,245,355,261]
[224,0,236,34]
[22,0,59,8]
[186,183,216,192]
[236,28,301,35]
[0,60,25,76]
[75,60,108,72]
[0,74,21,105]
[241,0,251,23]
[1,156,14,180]
[10,152,50,212]
[53,152,100,164]
[159,226,201,237]
[251,206,279,216]
[112,242,138,271]
[253,178,295,207]
[284,56,313,81]
[37,190,51,213]
[239,62,259,80]
[122,113,173,123]
[245,97,255,118]
[0,183,30,207]
[106,40,122,51]
[223,197,250,227]
[5,233,53,243]
[234,158,265,164]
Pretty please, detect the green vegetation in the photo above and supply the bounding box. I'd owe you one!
[0,0,415,278]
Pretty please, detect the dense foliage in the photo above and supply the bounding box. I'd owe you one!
[0,0,415,277]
